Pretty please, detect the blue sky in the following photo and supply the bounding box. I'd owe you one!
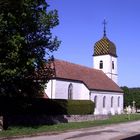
[48,0,140,88]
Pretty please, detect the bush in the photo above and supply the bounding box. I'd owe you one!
[0,98,94,115]
[67,100,94,115]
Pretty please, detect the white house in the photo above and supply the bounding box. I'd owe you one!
[45,23,124,115]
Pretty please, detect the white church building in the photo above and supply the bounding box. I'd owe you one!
[45,23,124,115]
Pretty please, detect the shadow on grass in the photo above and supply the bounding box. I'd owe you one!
[6,114,68,127]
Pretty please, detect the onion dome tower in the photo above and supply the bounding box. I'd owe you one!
[93,20,118,84]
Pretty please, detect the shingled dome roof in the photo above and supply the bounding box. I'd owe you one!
[93,36,117,57]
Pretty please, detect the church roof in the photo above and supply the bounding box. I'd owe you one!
[93,36,117,57]
[52,59,123,93]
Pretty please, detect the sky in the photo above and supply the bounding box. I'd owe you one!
[47,0,140,88]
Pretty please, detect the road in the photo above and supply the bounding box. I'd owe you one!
[13,121,140,140]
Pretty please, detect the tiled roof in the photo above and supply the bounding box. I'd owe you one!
[52,59,123,93]
[94,36,117,57]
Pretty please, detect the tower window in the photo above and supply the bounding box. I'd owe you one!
[99,60,103,69]
[68,83,73,99]
[112,61,114,69]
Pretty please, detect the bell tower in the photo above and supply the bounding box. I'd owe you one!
[93,20,118,84]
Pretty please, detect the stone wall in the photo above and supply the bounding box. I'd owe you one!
[64,114,109,122]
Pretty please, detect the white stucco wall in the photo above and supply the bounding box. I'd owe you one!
[91,91,123,115]
[45,79,89,100]
[45,80,56,98]
[55,80,89,100]
[93,55,118,84]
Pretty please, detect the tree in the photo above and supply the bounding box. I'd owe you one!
[121,86,132,107]
[0,0,24,9]
[0,0,60,97]
[129,88,140,108]
[121,86,140,108]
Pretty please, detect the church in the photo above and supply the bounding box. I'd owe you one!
[45,22,124,115]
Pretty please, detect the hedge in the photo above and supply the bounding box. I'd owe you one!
[67,100,94,115]
[0,98,94,115]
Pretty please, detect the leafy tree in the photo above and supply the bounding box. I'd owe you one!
[121,86,132,107]
[129,88,140,108]
[121,86,140,108]
[0,0,60,97]
[0,0,24,9]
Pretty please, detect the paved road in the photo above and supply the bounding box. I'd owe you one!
[14,121,140,140]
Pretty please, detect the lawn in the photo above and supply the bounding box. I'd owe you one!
[0,114,140,138]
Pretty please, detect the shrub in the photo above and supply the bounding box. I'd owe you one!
[29,99,94,115]
[0,98,94,115]
[67,100,94,115]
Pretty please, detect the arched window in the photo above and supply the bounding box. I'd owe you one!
[68,83,73,99]
[112,61,114,69]
[103,96,106,108]
[111,96,113,107]
[94,96,97,108]
[118,97,120,107]
[99,60,103,69]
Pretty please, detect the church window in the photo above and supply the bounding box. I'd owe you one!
[111,96,113,107]
[118,97,120,107]
[99,60,103,69]
[68,83,73,99]
[94,96,97,108]
[103,96,106,108]
[112,61,114,69]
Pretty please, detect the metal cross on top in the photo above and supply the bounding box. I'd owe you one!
[103,19,107,37]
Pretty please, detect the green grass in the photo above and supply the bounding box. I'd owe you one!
[0,114,140,138]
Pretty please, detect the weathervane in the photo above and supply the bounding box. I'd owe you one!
[103,19,107,37]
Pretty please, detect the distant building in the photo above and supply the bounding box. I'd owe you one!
[45,21,123,115]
